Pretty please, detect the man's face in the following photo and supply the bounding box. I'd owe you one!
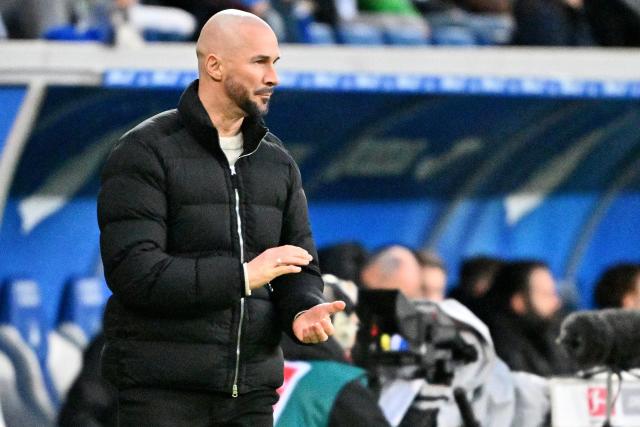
[621,274,640,309]
[421,266,446,301]
[222,24,279,117]
[527,267,560,319]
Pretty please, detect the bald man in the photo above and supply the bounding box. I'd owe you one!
[360,245,424,300]
[98,10,344,426]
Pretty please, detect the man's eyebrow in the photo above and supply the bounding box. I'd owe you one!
[251,55,280,63]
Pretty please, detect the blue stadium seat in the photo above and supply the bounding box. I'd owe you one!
[305,22,336,45]
[0,350,48,427]
[430,26,477,46]
[0,279,55,425]
[45,277,107,403]
[337,23,385,45]
[469,15,513,45]
[56,277,108,349]
[384,26,429,45]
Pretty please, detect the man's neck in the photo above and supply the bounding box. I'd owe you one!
[198,84,245,137]
[210,113,244,137]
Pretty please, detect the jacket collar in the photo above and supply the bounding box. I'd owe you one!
[177,79,268,161]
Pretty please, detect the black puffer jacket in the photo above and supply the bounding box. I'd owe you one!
[97,80,325,395]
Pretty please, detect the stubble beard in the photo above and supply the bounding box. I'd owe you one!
[224,76,269,118]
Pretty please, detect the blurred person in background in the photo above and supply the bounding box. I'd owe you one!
[511,0,593,45]
[593,263,640,309]
[98,10,344,425]
[2,0,197,43]
[0,0,68,38]
[481,260,574,376]
[448,255,503,317]
[318,242,369,286]
[0,11,6,38]
[155,0,286,40]
[584,0,640,46]
[415,249,447,301]
[360,245,424,300]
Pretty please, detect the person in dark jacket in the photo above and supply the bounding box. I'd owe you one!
[480,260,574,377]
[593,263,640,309]
[97,9,344,426]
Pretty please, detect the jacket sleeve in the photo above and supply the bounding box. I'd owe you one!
[270,160,325,340]
[98,135,244,316]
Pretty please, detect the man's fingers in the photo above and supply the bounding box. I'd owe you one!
[278,245,313,261]
[320,317,335,336]
[310,323,328,343]
[325,300,346,315]
[275,255,311,266]
[273,265,302,277]
[301,323,329,344]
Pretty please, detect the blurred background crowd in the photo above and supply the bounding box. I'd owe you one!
[1,0,640,47]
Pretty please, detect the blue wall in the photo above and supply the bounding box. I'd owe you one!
[1,83,639,329]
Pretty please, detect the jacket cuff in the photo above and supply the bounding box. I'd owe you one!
[242,263,251,296]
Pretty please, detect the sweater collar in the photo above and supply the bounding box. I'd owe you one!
[177,79,268,161]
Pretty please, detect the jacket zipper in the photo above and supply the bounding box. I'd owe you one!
[229,135,265,398]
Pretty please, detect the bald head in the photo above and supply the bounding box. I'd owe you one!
[196,9,276,72]
[195,9,280,120]
[361,246,423,300]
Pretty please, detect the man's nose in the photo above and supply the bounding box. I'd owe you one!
[264,64,279,87]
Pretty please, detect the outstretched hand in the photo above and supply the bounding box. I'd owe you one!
[293,301,346,344]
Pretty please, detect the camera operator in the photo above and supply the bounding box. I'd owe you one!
[357,248,552,427]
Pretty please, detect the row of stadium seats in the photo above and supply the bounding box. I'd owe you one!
[302,18,512,46]
[0,277,109,427]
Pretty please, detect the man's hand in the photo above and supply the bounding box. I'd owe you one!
[293,301,346,344]
[246,245,312,290]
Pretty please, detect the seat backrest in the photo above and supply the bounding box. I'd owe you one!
[57,277,108,349]
[0,280,47,361]
[337,23,385,45]
[0,279,55,424]
[0,349,51,427]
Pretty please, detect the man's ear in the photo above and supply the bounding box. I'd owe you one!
[205,53,223,81]
[510,292,526,315]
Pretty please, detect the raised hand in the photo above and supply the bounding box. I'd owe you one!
[293,301,346,344]
[246,245,313,290]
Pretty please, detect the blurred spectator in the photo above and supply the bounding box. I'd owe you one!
[415,249,447,301]
[278,274,389,427]
[413,0,513,45]
[157,0,285,41]
[41,0,197,45]
[481,260,574,376]
[0,0,68,38]
[0,11,6,38]
[448,255,503,316]
[359,0,421,15]
[360,245,423,300]
[318,242,369,286]
[511,0,593,45]
[584,0,640,46]
[593,263,640,309]
[354,0,430,43]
